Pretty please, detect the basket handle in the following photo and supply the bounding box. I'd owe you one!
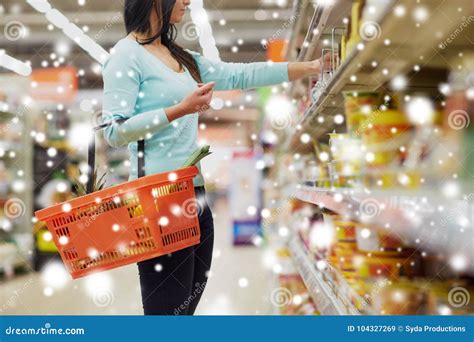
[87,119,145,194]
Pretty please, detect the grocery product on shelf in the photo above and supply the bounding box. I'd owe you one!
[354,224,403,253]
[277,197,474,315]
[328,133,363,188]
[277,273,319,316]
[371,279,436,315]
[268,0,474,318]
[342,91,384,136]
[312,142,331,188]
[270,245,320,315]
[345,0,364,57]
[361,107,413,169]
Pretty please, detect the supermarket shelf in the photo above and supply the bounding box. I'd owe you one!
[295,185,474,274]
[283,0,307,61]
[287,0,353,97]
[288,236,366,315]
[284,0,473,146]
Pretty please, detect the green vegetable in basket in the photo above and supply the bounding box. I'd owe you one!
[74,169,107,196]
[182,145,212,167]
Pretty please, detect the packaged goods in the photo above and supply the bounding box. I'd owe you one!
[333,218,357,242]
[428,280,474,315]
[372,280,436,315]
[328,133,363,187]
[313,143,332,187]
[361,169,421,189]
[353,251,421,279]
[335,241,358,271]
[355,224,404,252]
[328,133,363,160]
[342,91,383,134]
[346,0,364,55]
[340,34,347,63]
[361,108,412,168]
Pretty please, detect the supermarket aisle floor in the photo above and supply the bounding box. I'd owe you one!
[0,195,272,315]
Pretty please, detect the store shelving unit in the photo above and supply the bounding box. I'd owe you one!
[295,185,474,275]
[283,0,307,61]
[273,0,474,315]
[283,0,473,148]
[288,235,371,315]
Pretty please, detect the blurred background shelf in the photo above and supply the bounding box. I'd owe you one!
[288,235,370,315]
[295,185,474,275]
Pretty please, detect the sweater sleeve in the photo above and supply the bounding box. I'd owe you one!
[101,51,169,148]
[188,50,289,91]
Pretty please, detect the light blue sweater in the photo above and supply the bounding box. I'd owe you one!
[102,37,289,186]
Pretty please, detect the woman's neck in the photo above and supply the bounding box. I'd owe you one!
[131,32,162,46]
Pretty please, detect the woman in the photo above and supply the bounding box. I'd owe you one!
[102,0,330,315]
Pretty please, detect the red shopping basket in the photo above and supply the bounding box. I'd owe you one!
[35,119,201,279]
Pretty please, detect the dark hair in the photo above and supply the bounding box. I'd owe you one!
[124,0,202,83]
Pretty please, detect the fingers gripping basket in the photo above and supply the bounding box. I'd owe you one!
[35,120,201,279]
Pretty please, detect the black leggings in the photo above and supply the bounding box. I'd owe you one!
[137,187,214,315]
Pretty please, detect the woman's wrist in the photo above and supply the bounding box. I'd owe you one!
[165,103,188,122]
[308,60,321,76]
[288,60,322,81]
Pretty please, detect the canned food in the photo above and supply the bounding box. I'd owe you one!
[353,251,421,279]
[342,91,383,134]
[355,225,404,252]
